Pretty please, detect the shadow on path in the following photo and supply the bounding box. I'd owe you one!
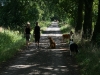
[0,21,80,75]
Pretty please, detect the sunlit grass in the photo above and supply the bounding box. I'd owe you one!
[0,21,51,63]
[59,22,74,34]
[0,28,25,63]
[40,21,51,31]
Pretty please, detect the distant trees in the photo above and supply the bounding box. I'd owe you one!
[0,0,100,44]
[0,0,39,30]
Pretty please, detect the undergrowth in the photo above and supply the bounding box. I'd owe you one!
[0,21,51,63]
[59,22,100,75]
[76,41,100,75]
[0,30,25,63]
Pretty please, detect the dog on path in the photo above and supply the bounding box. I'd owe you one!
[69,39,78,56]
[62,34,70,42]
[62,31,74,42]
[48,36,56,49]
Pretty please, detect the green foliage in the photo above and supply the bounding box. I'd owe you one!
[92,0,98,22]
[35,21,51,33]
[0,0,99,33]
[0,0,39,31]
[0,1,24,26]
[59,0,78,18]
[68,18,76,27]
[0,0,100,74]
[0,29,25,63]
[76,42,100,75]
[0,21,50,63]
[95,33,100,45]
[59,22,73,33]
[25,1,40,22]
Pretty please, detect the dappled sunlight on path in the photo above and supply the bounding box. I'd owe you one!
[41,21,62,37]
[0,21,80,75]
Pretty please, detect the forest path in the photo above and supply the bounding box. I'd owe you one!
[0,21,80,75]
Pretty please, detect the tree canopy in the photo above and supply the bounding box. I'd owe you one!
[0,0,100,44]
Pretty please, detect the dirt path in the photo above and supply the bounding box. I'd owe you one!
[0,22,80,75]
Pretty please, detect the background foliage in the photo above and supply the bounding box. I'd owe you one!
[0,0,100,75]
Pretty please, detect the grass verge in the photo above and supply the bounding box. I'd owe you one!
[59,22,100,75]
[0,21,51,64]
[0,29,25,63]
[76,41,100,75]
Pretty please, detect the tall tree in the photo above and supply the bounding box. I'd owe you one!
[92,0,100,42]
[75,0,84,34]
[82,0,94,39]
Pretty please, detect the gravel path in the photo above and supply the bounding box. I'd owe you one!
[0,21,80,75]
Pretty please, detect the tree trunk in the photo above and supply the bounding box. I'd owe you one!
[75,0,84,34]
[91,0,100,42]
[82,0,94,39]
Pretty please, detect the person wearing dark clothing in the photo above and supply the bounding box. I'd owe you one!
[24,22,31,48]
[33,22,40,48]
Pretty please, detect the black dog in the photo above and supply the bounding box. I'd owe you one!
[69,39,78,56]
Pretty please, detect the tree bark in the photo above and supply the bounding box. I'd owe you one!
[82,0,94,39]
[75,0,84,34]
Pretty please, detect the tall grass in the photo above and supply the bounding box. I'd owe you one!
[59,22,74,34]
[76,41,100,75]
[59,22,100,75]
[40,21,51,31]
[73,33,100,75]
[0,21,51,63]
[0,29,25,63]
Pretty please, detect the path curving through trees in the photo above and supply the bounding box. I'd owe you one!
[0,21,80,75]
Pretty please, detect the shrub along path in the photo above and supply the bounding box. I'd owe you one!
[0,21,80,75]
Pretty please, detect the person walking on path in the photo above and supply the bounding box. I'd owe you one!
[0,21,80,75]
[33,22,40,48]
[24,22,31,48]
